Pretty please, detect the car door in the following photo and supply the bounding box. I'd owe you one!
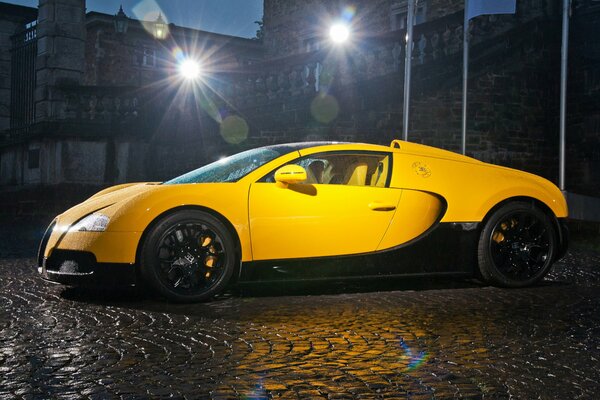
[248,151,402,261]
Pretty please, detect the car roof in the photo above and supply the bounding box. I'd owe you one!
[280,140,482,165]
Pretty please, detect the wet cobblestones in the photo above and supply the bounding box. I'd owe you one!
[1,251,600,399]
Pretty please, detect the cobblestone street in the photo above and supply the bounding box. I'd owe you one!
[1,250,600,399]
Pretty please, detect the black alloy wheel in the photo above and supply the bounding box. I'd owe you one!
[478,201,556,287]
[140,210,235,302]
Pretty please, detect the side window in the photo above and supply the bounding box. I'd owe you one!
[262,152,392,187]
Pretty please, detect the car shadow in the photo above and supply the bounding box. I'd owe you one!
[235,276,481,297]
[60,275,479,302]
[56,275,577,321]
[57,275,510,305]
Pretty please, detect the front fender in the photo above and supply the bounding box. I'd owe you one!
[106,183,253,262]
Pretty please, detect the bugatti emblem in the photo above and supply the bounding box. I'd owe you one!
[412,162,431,178]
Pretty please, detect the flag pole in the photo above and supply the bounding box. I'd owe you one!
[403,0,415,141]
[559,0,570,191]
[461,0,469,155]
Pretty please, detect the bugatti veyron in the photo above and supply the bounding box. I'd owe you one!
[38,140,568,302]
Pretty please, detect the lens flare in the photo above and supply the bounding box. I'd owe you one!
[341,5,357,22]
[399,339,429,372]
[172,47,185,63]
[179,59,201,80]
[131,0,169,38]
[310,94,339,123]
[220,115,249,144]
[329,22,350,44]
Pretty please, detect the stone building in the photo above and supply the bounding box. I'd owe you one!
[0,0,599,216]
[0,0,261,213]
[255,0,599,201]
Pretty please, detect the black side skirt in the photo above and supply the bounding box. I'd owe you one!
[239,223,480,283]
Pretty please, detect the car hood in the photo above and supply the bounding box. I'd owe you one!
[55,182,161,229]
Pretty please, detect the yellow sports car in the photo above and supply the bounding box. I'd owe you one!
[38,140,568,302]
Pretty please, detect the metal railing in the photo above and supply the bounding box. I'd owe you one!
[9,22,37,132]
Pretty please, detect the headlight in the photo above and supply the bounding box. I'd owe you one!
[69,213,110,232]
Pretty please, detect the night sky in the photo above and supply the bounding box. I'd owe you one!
[7,0,264,38]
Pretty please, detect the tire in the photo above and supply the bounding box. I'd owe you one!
[140,210,236,302]
[477,201,556,288]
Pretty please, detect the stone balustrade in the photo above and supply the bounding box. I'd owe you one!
[3,0,553,138]
[210,0,551,109]
[57,86,140,122]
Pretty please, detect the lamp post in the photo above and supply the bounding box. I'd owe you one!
[403,0,416,142]
[329,22,350,44]
[114,5,128,34]
[179,59,202,81]
[153,13,168,40]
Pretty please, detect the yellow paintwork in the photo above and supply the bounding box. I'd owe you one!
[376,190,444,251]
[274,164,308,185]
[249,183,401,260]
[53,231,142,263]
[389,142,568,221]
[44,140,567,267]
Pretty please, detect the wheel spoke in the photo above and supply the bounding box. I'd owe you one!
[153,220,229,295]
[488,208,554,282]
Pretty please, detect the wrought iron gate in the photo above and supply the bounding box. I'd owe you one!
[10,21,37,132]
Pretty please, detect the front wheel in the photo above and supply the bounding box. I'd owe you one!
[140,210,236,302]
[477,202,556,287]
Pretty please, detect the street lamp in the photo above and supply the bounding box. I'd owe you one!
[179,59,202,81]
[114,5,128,34]
[329,22,350,44]
[153,13,168,39]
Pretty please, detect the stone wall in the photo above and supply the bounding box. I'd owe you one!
[83,13,262,87]
[215,16,562,186]
[262,0,466,57]
[2,0,600,215]
[263,0,389,57]
[564,2,600,196]
[35,0,86,121]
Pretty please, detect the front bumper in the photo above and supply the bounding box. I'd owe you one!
[39,249,137,286]
[37,221,137,286]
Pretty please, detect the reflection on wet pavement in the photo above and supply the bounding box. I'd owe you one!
[1,250,599,399]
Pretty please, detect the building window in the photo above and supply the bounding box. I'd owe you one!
[303,37,321,53]
[142,47,156,67]
[24,20,37,42]
[391,0,427,31]
[28,149,40,169]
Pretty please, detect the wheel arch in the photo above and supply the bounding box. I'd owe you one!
[480,196,565,260]
[134,205,243,282]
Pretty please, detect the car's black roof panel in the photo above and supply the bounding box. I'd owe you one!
[263,142,346,152]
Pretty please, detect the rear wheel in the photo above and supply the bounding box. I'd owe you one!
[140,210,235,302]
[478,202,556,287]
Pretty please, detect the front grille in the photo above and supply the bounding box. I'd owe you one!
[45,250,96,274]
[37,220,56,268]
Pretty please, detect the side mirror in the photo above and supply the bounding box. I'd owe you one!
[274,164,307,185]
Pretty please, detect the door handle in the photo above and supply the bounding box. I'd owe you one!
[368,202,396,211]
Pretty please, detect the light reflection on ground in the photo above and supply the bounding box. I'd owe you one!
[0,250,599,398]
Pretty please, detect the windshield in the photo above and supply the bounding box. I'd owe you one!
[163,143,328,184]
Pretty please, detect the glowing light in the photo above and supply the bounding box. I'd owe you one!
[179,59,201,80]
[329,23,350,44]
[152,12,168,39]
[131,0,168,39]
